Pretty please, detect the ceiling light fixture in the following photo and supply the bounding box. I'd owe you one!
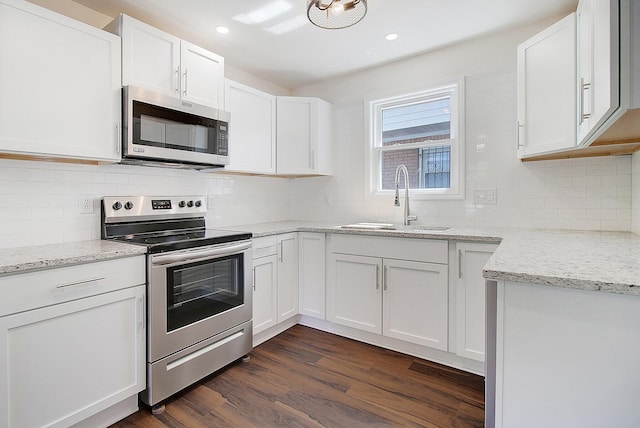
[385,33,398,41]
[307,0,367,29]
[216,26,230,34]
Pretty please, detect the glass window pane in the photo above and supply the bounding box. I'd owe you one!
[381,97,451,146]
[420,146,451,189]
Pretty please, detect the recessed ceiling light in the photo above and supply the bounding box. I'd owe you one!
[385,33,398,41]
[216,26,230,34]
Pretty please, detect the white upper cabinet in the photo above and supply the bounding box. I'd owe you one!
[0,0,121,162]
[107,15,224,109]
[517,13,577,158]
[224,80,276,174]
[276,96,332,175]
[577,0,619,144]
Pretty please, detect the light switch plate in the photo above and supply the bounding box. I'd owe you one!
[473,188,497,204]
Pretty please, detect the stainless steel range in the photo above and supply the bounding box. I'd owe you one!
[101,196,253,409]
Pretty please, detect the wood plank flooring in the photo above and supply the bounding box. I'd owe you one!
[111,325,484,428]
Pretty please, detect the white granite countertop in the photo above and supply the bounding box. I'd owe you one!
[226,221,640,296]
[2,222,638,296]
[0,240,147,275]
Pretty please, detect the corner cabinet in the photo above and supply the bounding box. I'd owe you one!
[516,13,577,158]
[454,242,498,363]
[224,80,277,174]
[0,0,122,162]
[327,234,449,351]
[0,256,146,428]
[276,96,332,176]
[106,14,224,109]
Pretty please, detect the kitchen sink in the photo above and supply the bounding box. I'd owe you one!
[340,223,451,232]
[340,222,396,230]
[410,226,451,231]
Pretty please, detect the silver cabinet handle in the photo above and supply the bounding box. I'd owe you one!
[579,78,592,125]
[516,121,524,149]
[138,296,145,331]
[183,68,188,96]
[458,250,463,279]
[376,265,380,289]
[383,266,388,291]
[115,122,121,155]
[279,241,284,263]
[311,150,315,169]
[252,267,256,291]
[56,277,105,290]
[175,66,181,94]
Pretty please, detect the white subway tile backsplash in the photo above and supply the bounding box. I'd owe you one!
[0,159,290,249]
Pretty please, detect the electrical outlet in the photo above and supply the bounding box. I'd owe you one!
[473,188,497,204]
[79,197,94,214]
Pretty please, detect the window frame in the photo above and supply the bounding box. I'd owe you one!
[366,80,465,200]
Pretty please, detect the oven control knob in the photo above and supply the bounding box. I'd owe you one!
[195,200,202,207]
[124,201,134,210]
[178,201,186,208]
[112,201,122,210]
[187,200,194,208]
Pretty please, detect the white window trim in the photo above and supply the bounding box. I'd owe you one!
[364,79,465,200]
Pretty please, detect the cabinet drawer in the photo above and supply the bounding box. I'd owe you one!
[252,236,278,259]
[330,234,448,264]
[0,256,145,317]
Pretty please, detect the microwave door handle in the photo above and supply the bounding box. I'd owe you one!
[152,241,251,266]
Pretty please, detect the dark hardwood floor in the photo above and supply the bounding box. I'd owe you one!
[111,325,484,427]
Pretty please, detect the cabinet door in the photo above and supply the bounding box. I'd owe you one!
[120,14,181,97]
[577,0,619,144]
[276,96,317,175]
[455,243,498,362]
[252,255,278,335]
[0,285,145,428]
[382,259,448,350]
[277,233,299,322]
[327,253,382,334]
[299,232,326,319]
[516,13,577,158]
[224,80,276,173]
[0,0,121,162]
[181,40,224,109]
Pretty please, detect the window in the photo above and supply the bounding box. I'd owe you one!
[368,82,464,199]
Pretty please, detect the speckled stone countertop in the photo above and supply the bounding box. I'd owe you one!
[0,240,147,275]
[225,221,640,296]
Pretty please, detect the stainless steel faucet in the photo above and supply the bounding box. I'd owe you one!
[394,164,417,226]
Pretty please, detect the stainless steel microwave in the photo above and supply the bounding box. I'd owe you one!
[121,86,229,169]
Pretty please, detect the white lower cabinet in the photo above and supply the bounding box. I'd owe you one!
[298,232,326,319]
[327,235,449,351]
[455,242,498,362]
[383,259,448,350]
[252,252,278,335]
[276,233,299,322]
[0,256,146,428]
[252,233,299,337]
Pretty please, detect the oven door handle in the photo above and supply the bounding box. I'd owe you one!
[151,241,251,266]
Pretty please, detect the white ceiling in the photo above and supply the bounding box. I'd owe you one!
[73,0,577,90]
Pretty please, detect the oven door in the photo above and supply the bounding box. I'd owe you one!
[147,240,252,362]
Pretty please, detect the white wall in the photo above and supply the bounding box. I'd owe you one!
[290,23,633,231]
[0,160,290,249]
[633,152,640,234]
